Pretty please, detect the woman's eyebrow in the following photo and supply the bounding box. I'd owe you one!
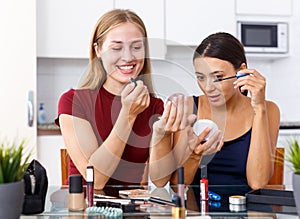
[195,70,224,75]
[211,70,224,75]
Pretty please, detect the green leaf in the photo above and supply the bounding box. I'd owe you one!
[286,137,300,174]
[0,137,32,184]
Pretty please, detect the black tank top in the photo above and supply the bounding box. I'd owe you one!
[192,96,252,186]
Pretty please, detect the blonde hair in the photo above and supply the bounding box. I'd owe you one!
[79,9,155,95]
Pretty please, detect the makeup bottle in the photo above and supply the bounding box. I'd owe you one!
[177,166,185,208]
[69,175,85,211]
[86,166,94,207]
[172,194,185,219]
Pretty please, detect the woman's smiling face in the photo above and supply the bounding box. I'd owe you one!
[94,21,145,87]
[194,57,238,106]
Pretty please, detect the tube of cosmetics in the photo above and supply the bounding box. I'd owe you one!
[177,166,185,207]
[86,166,94,207]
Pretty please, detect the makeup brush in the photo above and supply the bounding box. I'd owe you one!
[213,73,249,82]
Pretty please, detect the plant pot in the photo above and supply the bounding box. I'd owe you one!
[0,181,24,219]
[292,173,300,216]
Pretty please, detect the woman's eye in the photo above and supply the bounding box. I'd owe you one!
[112,47,122,51]
[133,46,142,50]
[196,75,205,81]
[132,44,143,51]
[215,75,223,79]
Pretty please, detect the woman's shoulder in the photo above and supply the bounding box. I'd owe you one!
[266,100,280,114]
[265,100,280,121]
[61,88,99,97]
[59,88,101,107]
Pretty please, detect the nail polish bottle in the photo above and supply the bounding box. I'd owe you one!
[69,175,85,211]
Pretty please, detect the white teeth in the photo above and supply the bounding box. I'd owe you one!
[119,65,133,70]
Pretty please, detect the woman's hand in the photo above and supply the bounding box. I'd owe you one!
[233,69,266,110]
[153,94,196,139]
[188,126,223,157]
[121,80,150,117]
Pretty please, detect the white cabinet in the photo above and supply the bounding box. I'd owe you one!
[166,0,236,46]
[111,0,166,59]
[37,0,165,59]
[0,0,37,152]
[236,0,292,16]
[37,0,113,58]
[37,136,65,185]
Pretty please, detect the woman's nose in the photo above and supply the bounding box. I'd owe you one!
[204,78,216,92]
[122,47,134,62]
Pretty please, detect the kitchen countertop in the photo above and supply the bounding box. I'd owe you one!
[280,121,300,129]
[36,121,300,135]
[37,123,61,135]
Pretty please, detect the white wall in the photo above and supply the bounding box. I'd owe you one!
[266,0,300,122]
[37,0,300,123]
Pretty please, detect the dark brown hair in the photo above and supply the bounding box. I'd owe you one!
[193,32,248,95]
[193,32,247,69]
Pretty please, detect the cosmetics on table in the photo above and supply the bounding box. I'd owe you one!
[208,190,221,201]
[69,175,85,211]
[200,166,208,201]
[86,166,94,207]
[177,166,185,208]
[172,194,185,219]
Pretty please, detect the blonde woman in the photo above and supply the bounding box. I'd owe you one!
[55,9,190,189]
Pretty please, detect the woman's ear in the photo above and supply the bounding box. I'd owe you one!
[239,63,247,70]
[93,43,101,58]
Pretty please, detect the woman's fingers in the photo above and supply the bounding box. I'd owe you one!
[165,94,193,132]
[121,80,150,115]
[193,130,223,155]
[233,69,266,105]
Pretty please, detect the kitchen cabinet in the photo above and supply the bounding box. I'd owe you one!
[114,0,166,59]
[37,0,113,58]
[236,0,292,16]
[37,136,65,185]
[165,0,236,46]
[0,0,37,153]
[37,0,165,59]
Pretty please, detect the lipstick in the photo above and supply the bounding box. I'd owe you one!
[86,166,94,207]
[177,166,185,208]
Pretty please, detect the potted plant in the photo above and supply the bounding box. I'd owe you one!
[285,137,300,216]
[0,137,31,219]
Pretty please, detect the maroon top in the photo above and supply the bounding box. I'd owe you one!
[55,87,164,185]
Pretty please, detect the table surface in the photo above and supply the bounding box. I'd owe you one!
[20,184,298,218]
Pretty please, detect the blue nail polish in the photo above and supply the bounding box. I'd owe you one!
[208,190,221,201]
[208,200,221,208]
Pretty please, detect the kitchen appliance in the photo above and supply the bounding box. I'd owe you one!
[237,21,288,54]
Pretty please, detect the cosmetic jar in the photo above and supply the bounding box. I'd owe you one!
[229,195,246,205]
[69,175,85,211]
